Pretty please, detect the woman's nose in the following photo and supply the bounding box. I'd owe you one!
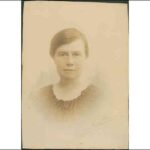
[66,54,74,66]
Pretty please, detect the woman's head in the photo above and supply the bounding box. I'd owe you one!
[50,28,89,80]
[50,28,89,57]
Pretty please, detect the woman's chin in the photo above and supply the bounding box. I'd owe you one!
[60,74,79,80]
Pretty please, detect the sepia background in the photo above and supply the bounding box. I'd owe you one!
[22,1,128,149]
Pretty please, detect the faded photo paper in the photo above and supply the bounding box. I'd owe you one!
[22,1,128,149]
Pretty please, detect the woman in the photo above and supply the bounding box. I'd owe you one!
[34,28,100,116]
[24,28,127,149]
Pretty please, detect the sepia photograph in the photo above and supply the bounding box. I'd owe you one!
[22,1,128,149]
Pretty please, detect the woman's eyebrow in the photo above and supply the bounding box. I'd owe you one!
[57,49,82,52]
[72,51,81,53]
[57,50,67,53]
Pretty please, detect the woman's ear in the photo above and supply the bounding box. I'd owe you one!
[52,57,56,64]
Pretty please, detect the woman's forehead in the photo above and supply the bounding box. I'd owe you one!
[56,39,85,52]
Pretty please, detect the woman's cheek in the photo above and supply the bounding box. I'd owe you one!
[76,59,85,67]
[55,58,64,66]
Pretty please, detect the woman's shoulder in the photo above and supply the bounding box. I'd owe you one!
[38,84,53,95]
[27,84,53,103]
[83,84,100,96]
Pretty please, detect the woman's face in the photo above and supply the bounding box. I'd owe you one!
[53,39,87,80]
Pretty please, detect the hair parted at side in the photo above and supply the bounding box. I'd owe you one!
[50,28,89,57]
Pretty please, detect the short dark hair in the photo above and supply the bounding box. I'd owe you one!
[50,28,89,57]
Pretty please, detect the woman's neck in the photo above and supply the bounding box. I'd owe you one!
[53,77,90,101]
[59,77,80,89]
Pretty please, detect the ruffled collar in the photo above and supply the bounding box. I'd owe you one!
[52,82,91,102]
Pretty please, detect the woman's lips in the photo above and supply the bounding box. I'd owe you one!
[64,69,75,71]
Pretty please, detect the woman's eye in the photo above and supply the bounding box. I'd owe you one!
[58,52,67,56]
[73,52,80,56]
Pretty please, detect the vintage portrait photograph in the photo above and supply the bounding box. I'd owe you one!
[22,0,128,149]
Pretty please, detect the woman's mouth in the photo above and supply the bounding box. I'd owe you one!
[64,69,75,71]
